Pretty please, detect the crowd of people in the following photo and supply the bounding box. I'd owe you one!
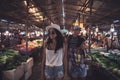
[0,34,23,48]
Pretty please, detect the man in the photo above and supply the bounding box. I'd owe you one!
[67,26,87,80]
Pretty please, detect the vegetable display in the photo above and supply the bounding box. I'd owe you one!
[91,52,120,78]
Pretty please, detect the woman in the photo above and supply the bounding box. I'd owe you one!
[41,24,68,80]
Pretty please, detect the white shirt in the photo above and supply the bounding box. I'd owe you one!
[45,48,64,67]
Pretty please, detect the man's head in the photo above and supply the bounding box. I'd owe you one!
[73,26,81,35]
[74,26,81,31]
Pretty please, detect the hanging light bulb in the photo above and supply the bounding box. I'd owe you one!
[24,0,27,6]
[95,26,99,32]
[110,27,115,32]
[110,24,115,32]
[82,28,87,36]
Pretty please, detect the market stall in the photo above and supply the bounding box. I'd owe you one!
[90,50,120,80]
[0,20,44,80]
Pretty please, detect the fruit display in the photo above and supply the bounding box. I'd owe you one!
[91,52,120,79]
[17,39,43,54]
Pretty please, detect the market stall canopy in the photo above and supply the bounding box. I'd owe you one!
[0,0,120,30]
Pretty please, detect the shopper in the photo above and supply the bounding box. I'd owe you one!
[67,26,87,80]
[41,24,68,80]
[105,34,111,51]
[3,35,10,48]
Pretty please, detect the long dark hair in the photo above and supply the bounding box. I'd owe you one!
[46,28,64,53]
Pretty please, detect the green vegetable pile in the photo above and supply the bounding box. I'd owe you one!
[91,52,120,77]
[0,49,29,70]
[0,49,18,65]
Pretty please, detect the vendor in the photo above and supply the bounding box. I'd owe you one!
[91,41,98,48]
[3,35,10,48]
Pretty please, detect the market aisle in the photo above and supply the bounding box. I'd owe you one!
[28,62,41,80]
[27,60,110,80]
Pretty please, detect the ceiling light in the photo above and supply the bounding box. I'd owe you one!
[35,19,40,22]
[33,13,40,16]
[95,27,99,32]
[113,20,119,23]
[29,7,38,13]
[24,0,27,6]
[110,27,115,32]
[1,19,7,22]
[85,8,96,12]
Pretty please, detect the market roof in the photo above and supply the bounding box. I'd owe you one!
[0,0,120,30]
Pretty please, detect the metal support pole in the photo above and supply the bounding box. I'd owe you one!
[42,16,45,48]
[97,32,98,42]
[23,0,29,80]
[88,27,91,53]
[111,32,113,49]
[24,0,30,55]
[78,13,81,26]
[88,0,94,53]
[0,31,2,45]
[25,24,28,54]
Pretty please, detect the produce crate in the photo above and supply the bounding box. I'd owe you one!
[22,57,34,80]
[2,57,34,80]
[23,57,33,71]
[3,64,24,80]
[24,68,32,80]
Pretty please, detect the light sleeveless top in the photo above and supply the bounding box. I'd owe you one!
[45,48,64,67]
